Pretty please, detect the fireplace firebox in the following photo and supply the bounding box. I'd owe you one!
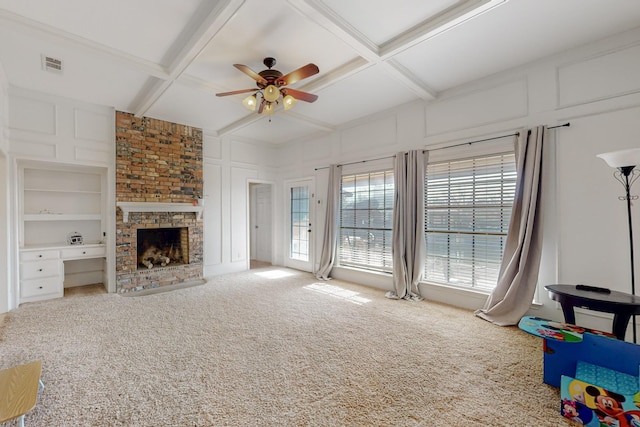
[137,227,189,270]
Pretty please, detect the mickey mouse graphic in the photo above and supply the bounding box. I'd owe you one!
[586,385,626,425]
[585,386,640,427]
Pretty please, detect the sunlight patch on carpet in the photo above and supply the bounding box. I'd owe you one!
[303,283,371,305]
[254,269,297,279]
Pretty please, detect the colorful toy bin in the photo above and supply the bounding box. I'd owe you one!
[519,316,640,426]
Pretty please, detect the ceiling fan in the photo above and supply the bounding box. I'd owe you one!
[216,57,319,115]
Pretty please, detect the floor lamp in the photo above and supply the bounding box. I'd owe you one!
[597,148,640,343]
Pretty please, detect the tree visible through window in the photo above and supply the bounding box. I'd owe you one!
[338,170,394,272]
[424,153,516,291]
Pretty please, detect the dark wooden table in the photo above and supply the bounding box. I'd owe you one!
[545,284,640,340]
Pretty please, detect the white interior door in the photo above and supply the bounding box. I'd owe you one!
[285,179,314,272]
[253,184,272,262]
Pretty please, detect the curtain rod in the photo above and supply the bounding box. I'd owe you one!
[314,122,570,171]
[314,155,395,171]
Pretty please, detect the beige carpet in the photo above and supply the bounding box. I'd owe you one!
[0,267,569,426]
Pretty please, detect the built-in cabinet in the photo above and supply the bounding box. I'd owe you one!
[5,87,115,311]
[18,162,108,302]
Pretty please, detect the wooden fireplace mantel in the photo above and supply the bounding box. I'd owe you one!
[117,202,203,223]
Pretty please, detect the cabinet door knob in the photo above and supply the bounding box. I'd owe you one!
[82,251,86,254]
[38,268,43,272]
[38,254,43,258]
[38,286,43,289]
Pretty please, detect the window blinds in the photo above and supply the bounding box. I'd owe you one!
[338,170,394,272]
[424,153,516,291]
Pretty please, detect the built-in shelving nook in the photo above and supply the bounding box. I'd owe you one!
[17,160,109,303]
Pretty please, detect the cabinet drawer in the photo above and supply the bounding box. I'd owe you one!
[20,250,59,262]
[21,277,62,299]
[20,259,61,279]
[61,246,106,260]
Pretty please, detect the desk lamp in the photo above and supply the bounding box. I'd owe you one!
[597,148,640,343]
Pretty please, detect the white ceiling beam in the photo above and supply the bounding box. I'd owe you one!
[165,0,246,79]
[380,61,437,101]
[287,0,380,61]
[379,0,510,59]
[288,0,509,103]
[296,57,370,93]
[217,112,266,136]
[217,103,335,137]
[132,0,246,117]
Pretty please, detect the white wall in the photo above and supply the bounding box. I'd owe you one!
[273,27,640,335]
[0,63,9,313]
[202,132,279,277]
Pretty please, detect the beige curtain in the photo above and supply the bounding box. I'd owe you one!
[315,165,340,280]
[475,126,546,325]
[387,150,427,300]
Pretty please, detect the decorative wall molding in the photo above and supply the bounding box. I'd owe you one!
[557,42,640,108]
[426,78,528,137]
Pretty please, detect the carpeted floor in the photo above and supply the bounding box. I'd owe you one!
[0,267,569,426]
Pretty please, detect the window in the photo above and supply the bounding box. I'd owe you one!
[424,153,516,291]
[290,186,309,261]
[338,170,394,272]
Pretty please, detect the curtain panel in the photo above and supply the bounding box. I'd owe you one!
[315,164,341,280]
[475,126,546,325]
[387,150,427,300]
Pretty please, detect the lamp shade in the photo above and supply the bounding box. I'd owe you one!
[283,94,297,110]
[597,148,640,168]
[261,102,274,115]
[263,85,280,103]
[242,94,257,111]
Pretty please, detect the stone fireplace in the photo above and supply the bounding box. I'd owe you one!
[115,112,204,293]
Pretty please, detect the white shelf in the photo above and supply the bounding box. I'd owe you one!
[24,214,102,222]
[117,202,203,222]
[25,188,101,195]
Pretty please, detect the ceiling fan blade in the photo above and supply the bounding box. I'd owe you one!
[234,64,268,86]
[215,88,256,97]
[283,88,318,103]
[276,63,319,86]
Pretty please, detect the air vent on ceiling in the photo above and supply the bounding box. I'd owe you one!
[41,55,63,73]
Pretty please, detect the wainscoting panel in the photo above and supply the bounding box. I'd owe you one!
[340,115,397,154]
[426,79,528,136]
[8,138,57,159]
[230,167,258,262]
[204,162,222,267]
[557,43,640,107]
[74,108,114,144]
[9,95,57,135]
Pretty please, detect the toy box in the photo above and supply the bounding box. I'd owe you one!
[560,363,640,426]
[519,316,640,426]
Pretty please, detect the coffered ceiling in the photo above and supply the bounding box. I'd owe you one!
[0,0,639,144]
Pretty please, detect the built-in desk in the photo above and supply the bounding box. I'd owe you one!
[19,243,106,303]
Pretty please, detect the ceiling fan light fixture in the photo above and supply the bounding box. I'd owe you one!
[216,58,319,118]
[263,85,280,102]
[283,94,297,110]
[242,94,257,111]
[262,102,275,115]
